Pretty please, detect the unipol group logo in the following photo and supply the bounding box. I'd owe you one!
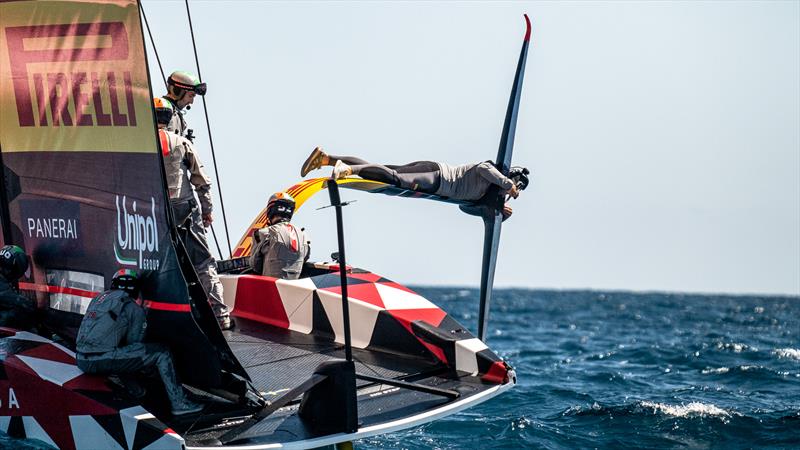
[5,21,137,127]
[115,195,160,270]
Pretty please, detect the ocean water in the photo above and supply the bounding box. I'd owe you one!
[3,289,799,449]
[362,288,800,449]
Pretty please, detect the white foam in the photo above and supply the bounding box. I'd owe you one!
[641,401,735,419]
[701,367,730,374]
[773,348,800,360]
[716,342,755,353]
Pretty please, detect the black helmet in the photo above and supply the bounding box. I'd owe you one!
[0,245,28,281]
[266,192,296,224]
[110,269,141,297]
[167,71,207,96]
[508,166,530,191]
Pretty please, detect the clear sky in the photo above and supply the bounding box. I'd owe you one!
[140,1,799,296]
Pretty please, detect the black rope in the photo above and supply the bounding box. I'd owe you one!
[184,0,233,259]
[140,1,224,259]
[209,224,224,263]
[138,1,167,89]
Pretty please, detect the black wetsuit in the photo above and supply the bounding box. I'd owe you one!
[0,273,35,330]
[331,155,441,193]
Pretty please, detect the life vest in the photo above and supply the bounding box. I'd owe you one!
[257,222,309,280]
[158,129,193,203]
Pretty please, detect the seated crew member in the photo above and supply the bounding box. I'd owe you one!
[153,98,231,330]
[300,147,526,219]
[250,192,310,279]
[76,269,204,416]
[0,245,36,330]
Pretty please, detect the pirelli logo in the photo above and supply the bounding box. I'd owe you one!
[5,21,137,128]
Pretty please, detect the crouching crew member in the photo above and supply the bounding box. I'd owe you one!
[76,269,204,416]
[250,192,310,279]
[0,245,35,330]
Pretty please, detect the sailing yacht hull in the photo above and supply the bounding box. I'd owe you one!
[0,267,515,449]
[186,379,514,449]
[0,329,184,449]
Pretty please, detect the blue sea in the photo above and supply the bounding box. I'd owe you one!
[4,289,799,449]
[364,288,800,449]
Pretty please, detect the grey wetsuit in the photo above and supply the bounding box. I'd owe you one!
[159,129,227,322]
[76,289,196,412]
[251,222,310,280]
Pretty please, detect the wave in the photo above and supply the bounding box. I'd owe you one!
[698,364,796,382]
[714,342,757,353]
[773,348,800,360]
[701,367,730,374]
[638,401,737,419]
[562,400,740,422]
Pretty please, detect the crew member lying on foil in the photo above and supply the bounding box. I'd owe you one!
[250,192,310,280]
[76,269,204,416]
[300,147,529,219]
[0,245,36,330]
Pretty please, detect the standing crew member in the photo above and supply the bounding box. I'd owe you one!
[250,192,310,279]
[76,269,204,416]
[154,98,231,329]
[162,70,206,139]
[0,245,35,330]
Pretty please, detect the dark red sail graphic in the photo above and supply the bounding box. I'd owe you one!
[0,0,244,387]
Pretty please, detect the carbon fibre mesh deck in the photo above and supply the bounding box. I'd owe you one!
[224,318,442,401]
[179,318,506,445]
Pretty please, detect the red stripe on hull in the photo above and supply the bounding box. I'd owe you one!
[143,301,191,312]
[231,275,290,329]
[19,282,98,299]
[19,283,190,312]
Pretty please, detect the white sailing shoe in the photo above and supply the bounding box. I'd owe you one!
[332,160,352,180]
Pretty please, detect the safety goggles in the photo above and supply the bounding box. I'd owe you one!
[270,204,294,216]
[193,82,207,96]
[172,80,207,96]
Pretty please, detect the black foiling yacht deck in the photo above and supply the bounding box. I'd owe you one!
[181,317,496,446]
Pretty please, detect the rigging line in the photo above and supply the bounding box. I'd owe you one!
[209,224,224,263]
[184,0,233,258]
[138,1,167,89]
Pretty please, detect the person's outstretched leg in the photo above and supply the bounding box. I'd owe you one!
[352,161,441,194]
[388,161,439,174]
[301,147,370,177]
[328,154,370,166]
